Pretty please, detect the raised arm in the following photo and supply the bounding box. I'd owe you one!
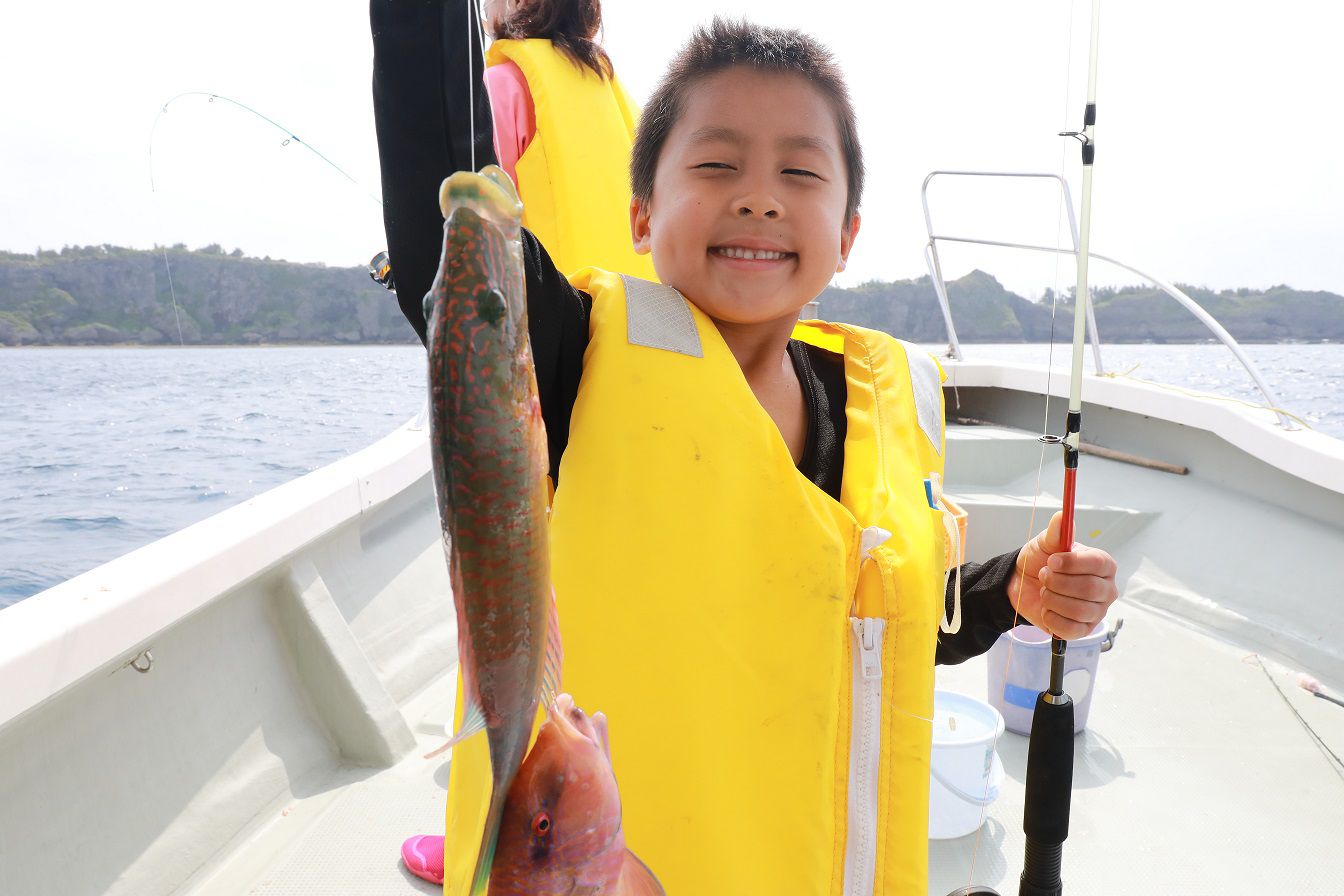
[519,230,592,486]
[370,0,497,343]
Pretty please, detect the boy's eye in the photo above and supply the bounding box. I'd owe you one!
[784,168,821,179]
[694,162,734,170]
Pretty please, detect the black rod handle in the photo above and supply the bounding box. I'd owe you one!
[1019,691,1074,896]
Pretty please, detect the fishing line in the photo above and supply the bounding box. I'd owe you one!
[468,0,501,175]
[1255,655,1344,782]
[468,0,477,173]
[158,246,187,347]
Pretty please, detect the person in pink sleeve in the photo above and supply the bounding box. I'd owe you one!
[480,0,657,280]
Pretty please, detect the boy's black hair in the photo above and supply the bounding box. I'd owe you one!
[630,18,865,220]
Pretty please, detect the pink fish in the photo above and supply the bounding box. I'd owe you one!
[488,694,665,896]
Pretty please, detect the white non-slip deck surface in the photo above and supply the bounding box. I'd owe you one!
[190,677,455,896]
[183,412,1344,896]
[188,600,1344,896]
[930,601,1344,895]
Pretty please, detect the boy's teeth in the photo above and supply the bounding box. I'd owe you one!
[717,247,788,260]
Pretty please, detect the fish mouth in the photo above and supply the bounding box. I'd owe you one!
[548,693,612,761]
[438,166,523,237]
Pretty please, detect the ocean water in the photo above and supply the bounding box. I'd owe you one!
[2,342,1341,607]
[1,346,424,607]
[938,342,1344,434]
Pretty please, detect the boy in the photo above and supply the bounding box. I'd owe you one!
[378,16,1119,896]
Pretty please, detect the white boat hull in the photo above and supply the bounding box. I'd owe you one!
[1,362,1341,895]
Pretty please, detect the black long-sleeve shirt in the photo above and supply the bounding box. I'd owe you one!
[368,3,1017,665]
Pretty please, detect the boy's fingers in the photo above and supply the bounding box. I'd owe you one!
[1040,569,1116,603]
[1045,510,1067,553]
[1038,607,1101,641]
[1020,511,1068,567]
[1045,545,1118,577]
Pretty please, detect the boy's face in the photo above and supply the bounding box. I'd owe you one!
[631,68,860,328]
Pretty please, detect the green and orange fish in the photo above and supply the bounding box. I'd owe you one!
[425,167,560,894]
[425,167,662,895]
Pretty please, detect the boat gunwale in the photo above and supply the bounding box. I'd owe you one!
[0,417,432,734]
[942,359,1344,495]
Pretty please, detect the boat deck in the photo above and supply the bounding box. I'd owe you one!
[190,675,453,896]
[181,598,1344,896]
[6,398,1343,896]
[188,416,1344,895]
[931,602,1344,894]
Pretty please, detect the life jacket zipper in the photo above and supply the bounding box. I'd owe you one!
[842,615,885,896]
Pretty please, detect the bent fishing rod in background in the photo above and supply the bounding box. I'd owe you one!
[148,91,384,208]
[948,1,1101,894]
[146,91,386,344]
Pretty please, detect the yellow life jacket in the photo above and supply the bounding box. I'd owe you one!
[485,39,657,281]
[443,270,947,895]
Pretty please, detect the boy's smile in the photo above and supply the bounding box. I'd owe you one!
[631,68,860,331]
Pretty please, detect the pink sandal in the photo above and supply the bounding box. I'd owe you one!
[401,834,445,885]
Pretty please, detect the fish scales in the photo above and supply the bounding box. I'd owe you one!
[426,168,553,894]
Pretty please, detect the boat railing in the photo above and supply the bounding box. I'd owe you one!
[921,170,1297,430]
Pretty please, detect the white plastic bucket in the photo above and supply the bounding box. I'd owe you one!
[927,690,1005,840]
[986,623,1108,736]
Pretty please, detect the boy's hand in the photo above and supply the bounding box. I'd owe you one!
[1007,511,1119,639]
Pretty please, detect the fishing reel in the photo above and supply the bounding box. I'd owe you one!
[367,250,395,292]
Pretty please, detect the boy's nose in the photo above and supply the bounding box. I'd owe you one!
[736,203,780,220]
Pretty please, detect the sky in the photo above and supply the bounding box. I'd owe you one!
[3,0,1342,301]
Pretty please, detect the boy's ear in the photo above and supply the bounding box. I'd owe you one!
[837,212,861,273]
[630,196,653,255]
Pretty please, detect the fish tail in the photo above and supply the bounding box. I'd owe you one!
[470,721,533,894]
[468,768,511,895]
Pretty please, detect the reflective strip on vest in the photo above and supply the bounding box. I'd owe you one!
[898,339,944,456]
[621,274,702,357]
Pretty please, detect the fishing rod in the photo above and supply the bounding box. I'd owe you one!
[149,91,384,208]
[1016,2,1101,891]
[948,2,1101,894]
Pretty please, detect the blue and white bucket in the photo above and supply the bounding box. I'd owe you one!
[928,690,1005,840]
[986,622,1118,736]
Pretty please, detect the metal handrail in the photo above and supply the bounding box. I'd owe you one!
[920,170,1297,430]
[922,171,1104,375]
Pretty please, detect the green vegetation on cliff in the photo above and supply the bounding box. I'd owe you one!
[0,244,414,346]
[819,270,1344,344]
[3,244,1343,345]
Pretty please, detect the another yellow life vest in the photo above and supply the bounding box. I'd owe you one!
[443,271,947,896]
[485,39,657,281]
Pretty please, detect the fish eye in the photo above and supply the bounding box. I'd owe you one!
[531,812,552,836]
[478,287,507,325]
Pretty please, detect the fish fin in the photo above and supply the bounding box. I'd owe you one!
[422,700,488,759]
[540,586,564,709]
[616,849,666,896]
